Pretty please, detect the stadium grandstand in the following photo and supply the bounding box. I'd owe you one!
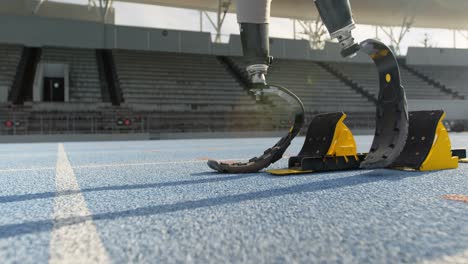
[0,0,467,139]
[0,1,468,263]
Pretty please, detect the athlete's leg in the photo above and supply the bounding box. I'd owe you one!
[314,0,360,57]
[237,0,272,85]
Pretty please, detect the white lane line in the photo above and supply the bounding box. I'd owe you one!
[49,143,110,264]
[421,250,468,264]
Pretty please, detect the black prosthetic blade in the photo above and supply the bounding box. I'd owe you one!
[296,154,366,172]
[359,39,409,169]
[207,85,305,173]
[207,133,294,173]
[391,110,443,169]
[288,112,344,167]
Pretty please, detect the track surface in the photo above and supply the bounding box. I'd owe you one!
[0,134,467,263]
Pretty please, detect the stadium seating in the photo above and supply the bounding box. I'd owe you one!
[328,62,454,99]
[0,44,22,102]
[113,50,260,111]
[40,47,103,103]
[230,57,376,113]
[1,44,464,135]
[412,65,468,98]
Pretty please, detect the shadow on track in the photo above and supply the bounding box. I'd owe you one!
[0,174,251,204]
[190,172,220,176]
[0,169,432,239]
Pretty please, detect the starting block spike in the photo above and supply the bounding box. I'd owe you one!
[391,110,458,171]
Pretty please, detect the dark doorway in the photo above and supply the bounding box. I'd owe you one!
[43,77,65,102]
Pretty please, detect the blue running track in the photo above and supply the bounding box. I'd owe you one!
[0,134,467,263]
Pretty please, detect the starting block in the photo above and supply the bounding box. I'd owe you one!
[267,110,466,176]
[453,149,468,163]
[391,110,459,171]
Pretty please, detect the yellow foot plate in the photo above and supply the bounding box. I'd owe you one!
[267,169,313,176]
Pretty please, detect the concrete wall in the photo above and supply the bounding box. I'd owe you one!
[0,0,114,24]
[3,14,468,66]
[0,15,107,48]
[407,47,468,67]
[0,14,375,63]
[0,15,214,54]
[228,35,372,63]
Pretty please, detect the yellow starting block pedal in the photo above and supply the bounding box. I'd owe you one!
[268,169,313,176]
[391,110,459,171]
[267,112,363,176]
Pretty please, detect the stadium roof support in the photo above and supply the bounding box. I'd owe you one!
[97,0,114,22]
[115,0,468,30]
[33,0,46,14]
[201,0,231,43]
[379,17,414,55]
[31,0,114,22]
[294,18,328,50]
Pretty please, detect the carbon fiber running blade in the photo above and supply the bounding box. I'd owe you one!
[207,84,305,173]
[359,39,409,169]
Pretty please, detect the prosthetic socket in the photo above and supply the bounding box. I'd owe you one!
[314,0,360,57]
[237,0,272,86]
[239,23,272,87]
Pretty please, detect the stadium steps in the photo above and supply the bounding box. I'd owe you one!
[96,49,115,104]
[418,65,468,98]
[228,57,376,129]
[41,47,103,103]
[400,60,468,100]
[228,57,375,116]
[316,62,377,104]
[327,61,456,100]
[217,56,294,111]
[400,65,457,99]
[113,50,269,112]
[417,65,468,98]
[9,47,41,104]
[221,56,282,108]
[0,44,23,103]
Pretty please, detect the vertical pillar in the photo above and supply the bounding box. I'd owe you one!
[293,19,296,40]
[199,10,203,32]
[453,30,457,48]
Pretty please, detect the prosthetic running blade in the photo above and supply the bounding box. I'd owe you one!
[359,39,409,169]
[207,84,305,173]
[271,39,410,174]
